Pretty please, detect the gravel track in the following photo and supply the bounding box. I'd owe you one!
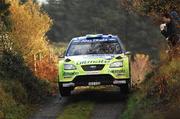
[28,96,67,119]
[29,87,127,119]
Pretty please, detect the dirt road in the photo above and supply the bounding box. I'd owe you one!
[28,96,67,119]
[29,87,127,119]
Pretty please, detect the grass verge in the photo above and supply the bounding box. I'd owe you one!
[121,48,180,119]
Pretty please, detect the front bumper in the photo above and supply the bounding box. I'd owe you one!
[59,74,130,87]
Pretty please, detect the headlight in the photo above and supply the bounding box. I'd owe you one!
[110,61,123,68]
[64,64,76,70]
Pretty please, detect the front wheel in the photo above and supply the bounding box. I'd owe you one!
[59,84,72,96]
[120,81,131,94]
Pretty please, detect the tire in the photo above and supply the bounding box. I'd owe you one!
[59,84,72,96]
[120,82,131,94]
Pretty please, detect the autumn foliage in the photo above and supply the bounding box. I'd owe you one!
[8,0,57,82]
[131,54,152,86]
[10,0,52,61]
[35,55,58,81]
[120,0,180,14]
[0,1,59,118]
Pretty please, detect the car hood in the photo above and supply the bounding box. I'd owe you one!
[64,54,124,65]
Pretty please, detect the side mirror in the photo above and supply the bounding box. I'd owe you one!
[58,55,64,58]
[125,51,131,55]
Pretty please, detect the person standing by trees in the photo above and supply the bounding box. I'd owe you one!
[170,7,180,24]
[160,13,179,49]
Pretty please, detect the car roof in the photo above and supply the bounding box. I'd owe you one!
[71,34,119,42]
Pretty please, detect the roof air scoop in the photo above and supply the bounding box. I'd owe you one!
[108,34,113,38]
[86,34,103,39]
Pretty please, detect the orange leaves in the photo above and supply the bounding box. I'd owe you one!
[7,0,59,83]
[131,54,152,86]
[33,54,58,81]
[8,0,57,81]
[9,0,52,62]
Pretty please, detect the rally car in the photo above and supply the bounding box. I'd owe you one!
[58,34,131,96]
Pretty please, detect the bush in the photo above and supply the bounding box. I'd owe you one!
[0,1,55,118]
[0,82,28,119]
[121,46,180,119]
[0,51,26,79]
[0,51,52,118]
[1,80,28,104]
[0,51,51,103]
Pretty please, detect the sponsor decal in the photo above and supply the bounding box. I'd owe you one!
[110,69,125,74]
[76,60,110,65]
[74,38,116,43]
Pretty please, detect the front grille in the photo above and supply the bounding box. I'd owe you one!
[81,64,104,71]
[73,74,114,86]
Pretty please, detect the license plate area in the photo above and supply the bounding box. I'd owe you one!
[88,82,101,86]
[86,71,100,75]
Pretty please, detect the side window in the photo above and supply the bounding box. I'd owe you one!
[118,39,126,52]
[115,43,121,53]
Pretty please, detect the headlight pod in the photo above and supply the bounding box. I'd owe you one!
[64,64,76,70]
[110,61,123,68]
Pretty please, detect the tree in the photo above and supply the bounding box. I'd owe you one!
[0,0,12,56]
[43,0,162,57]
[0,0,11,31]
[120,0,180,17]
[9,0,52,63]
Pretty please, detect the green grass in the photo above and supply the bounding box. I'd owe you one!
[0,80,30,119]
[57,101,94,119]
[120,88,165,119]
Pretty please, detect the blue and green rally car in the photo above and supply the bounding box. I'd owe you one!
[58,34,131,96]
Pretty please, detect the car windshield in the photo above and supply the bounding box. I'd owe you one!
[66,39,122,56]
